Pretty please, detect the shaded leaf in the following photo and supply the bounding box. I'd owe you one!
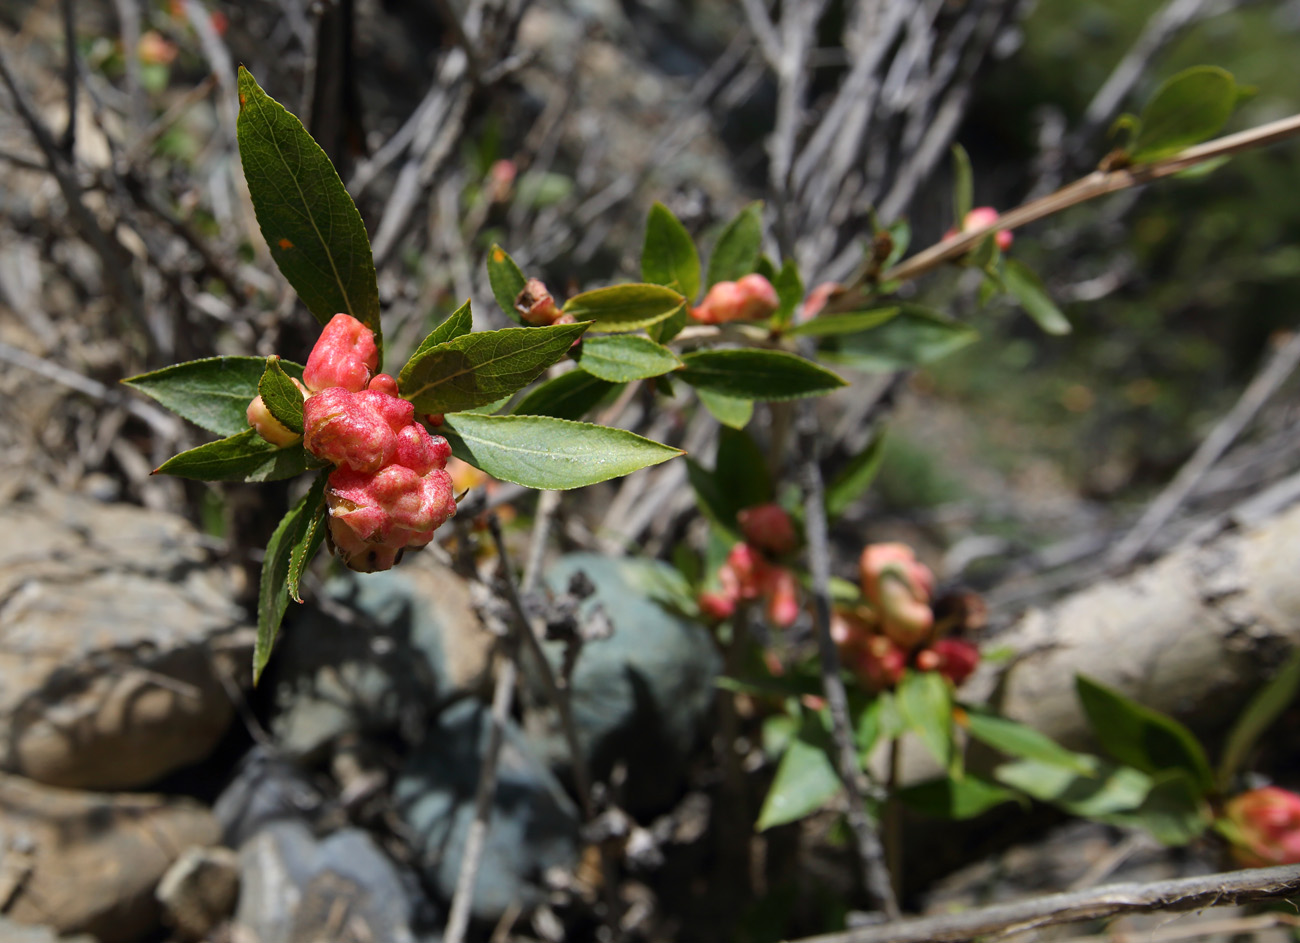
[679,349,846,400]
[818,305,978,372]
[125,356,304,437]
[1132,66,1237,163]
[513,370,618,421]
[255,474,326,683]
[1100,770,1210,846]
[898,776,1019,821]
[409,300,473,363]
[757,736,841,831]
[996,758,1152,817]
[399,322,588,415]
[236,68,380,343]
[1003,260,1071,335]
[964,708,1098,775]
[697,389,754,429]
[642,202,701,301]
[577,335,683,382]
[1218,648,1300,791]
[649,304,689,344]
[772,258,803,329]
[715,426,774,516]
[562,283,686,333]
[486,244,528,324]
[826,430,886,519]
[785,308,899,339]
[440,413,681,490]
[287,493,326,603]
[707,202,764,287]
[897,669,955,769]
[156,428,319,482]
[258,356,304,434]
[951,143,973,225]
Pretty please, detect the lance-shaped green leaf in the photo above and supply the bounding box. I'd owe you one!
[577,335,683,382]
[258,356,304,434]
[649,304,689,344]
[156,428,319,482]
[771,258,803,329]
[898,775,1020,821]
[996,758,1152,817]
[707,202,763,287]
[952,143,973,225]
[561,284,685,333]
[236,67,380,344]
[398,322,589,415]
[826,430,886,519]
[408,300,473,364]
[1131,66,1238,163]
[642,201,700,301]
[963,708,1098,775]
[440,413,681,490]
[255,472,327,683]
[486,245,528,324]
[757,733,842,831]
[897,669,955,770]
[818,305,978,372]
[125,356,304,437]
[679,349,846,400]
[1218,648,1300,791]
[514,370,618,420]
[287,498,326,604]
[697,389,753,429]
[1003,259,1071,335]
[784,308,899,338]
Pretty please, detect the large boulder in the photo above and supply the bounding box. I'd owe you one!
[0,773,219,943]
[0,489,249,789]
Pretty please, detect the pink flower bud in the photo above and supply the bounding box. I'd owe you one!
[737,503,797,556]
[302,313,379,393]
[800,281,841,322]
[515,279,564,326]
[918,638,981,686]
[861,543,935,650]
[303,388,418,472]
[763,566,800,628]
[722,542,769,600]
[1223,787,1300,867]
[367,373,400,397]
[325,463,457,572]
[246,395,301,447]
[698,591,737,622]
[690,274,780,324]
[848,635,907,692]
[948,206,1013,251]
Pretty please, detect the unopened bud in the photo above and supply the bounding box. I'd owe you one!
[325,463,457,573]
[737,503,797,556]
[763,566,800,628]
[918,638,981,686]
[800,281,842,322]
[945,206,1012,251]
[1222,787,1300,867]
[246,395,301,447]
[861,543,935,650]
[515,278,564,326]
[303,313,379,393]
[690,274,779,325]
[698,591,737,622]
[849,634,907,691]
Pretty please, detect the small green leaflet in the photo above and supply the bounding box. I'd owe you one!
[771,258,803,329]
[1003,260,1071,335]
[756,734,841,831]
[897,776,1019,821]
[951,143,973,225]
[125,356,304,437]
[641,202,701,301]
[513,370,618,420]
[679,349,846,400]
[236,68,380,346]
[1131,66,1238,163]
[409,300,473,362]
[962,708,1098,775]
[398,322,589,415]
[486,245,528,324]
[258,357,304,434]
[818,305,977,372]
[825,430,886,519]
[156,428,320,482]
[287,499,326,604]
[784,308,899,338]
[561,283,686,333]
[577,335,682,382]
[707,202,763,287]
[255,473,327,683]
[1218,648,1300,791]
[897,669,955,770]
[441,413,681,490]
[697,389,753,429]
[996,758,1152,818]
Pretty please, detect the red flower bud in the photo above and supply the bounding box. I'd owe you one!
[303,313,379,393]
[515,278,564,326]
[246,395,301,447]
[721,542,768,601]
[861,543,935,650]
[945,207,1012,251]
[849,635,907,691]
[302,388,418,472]
[367,373,400,397]
[690,274,780,324]
[325,463,457,573]
[1223,787,1300,867]
[698,591,737,622]
[737,503,797,556]
[918,638,981,686]
[763,566,800,628]
[800,281,841,322]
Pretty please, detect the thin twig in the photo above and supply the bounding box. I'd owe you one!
[1109,328,1300,568]
[784,863,1300,943]
[1050,910,1300,943]
[797,397,900,919]
[59,0,77,155]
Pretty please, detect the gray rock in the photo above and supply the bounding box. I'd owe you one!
[0,772,219,943]
[395,699,580,922]
[538,553,721,814]
[156,846,240,941]
[0,917,95,943]
[0,488,248,789]
[266,556,492,760]
[234,820,422,943]
[213,746,326,848]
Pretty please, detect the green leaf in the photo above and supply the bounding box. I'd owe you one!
[156,428,319,482]
[125,356,304,437]
[562,283,686,333]
[1218,648,1300,791]
[258,356,304,434]
[641,202,701,301]
[855,692,897,759]
[440,413,681,490]
[409,300,474,363]
[1003,260,1071,335]
[819,305,978,372]
[697,389,754,429]
[577,335,683,382]
[772,258,804,329]
[486,244,529,324]
[287,491,326,604]
[513,369,617,420]
[883,219,911,269]
[255,474,326,683]
[686,458,739,538]
[649,304,689,345]
[679,349,847,400]
[951,143,973,225]
[757,727,842,831]
[784,308,899,338]
[716,426,775,514]
[1076,675,1214,793]
[898,776,1020,821]
[825,430,887,519]
[1099,770,1210,846]
[236,68,380,345]
[707,202,764,287]
[995,758,1152,817]
[398,322,589,415]
[1131,66,1238,163]
[963,708,1098,775]
[897,670,954,769]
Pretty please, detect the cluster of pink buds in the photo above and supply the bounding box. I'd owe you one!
[1221,786,1300,867]
[944,206,1013,251]
[248,313,457,572]
[515,278,576,327]
[832,543,980,691]
[698,503,800,628]
[690,273,780,325]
